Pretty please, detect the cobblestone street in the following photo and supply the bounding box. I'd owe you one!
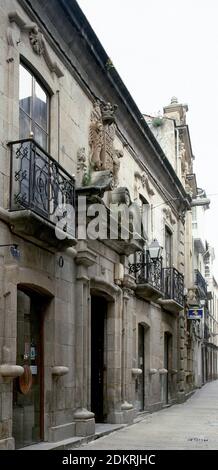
[77,381,218,450]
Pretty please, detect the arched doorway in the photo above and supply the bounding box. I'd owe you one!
[13,286,51,448]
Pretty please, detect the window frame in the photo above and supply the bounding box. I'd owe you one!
[19,62,50,151]
[165,225,173,268]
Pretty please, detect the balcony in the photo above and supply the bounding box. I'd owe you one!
[195,269,207,299]
[9,139,76,249]
[158,267,184,313]
[129,252,163,301]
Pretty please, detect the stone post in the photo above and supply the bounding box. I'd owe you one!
[121,287,134,423]
[0,265,21,449]
[177,311,186,401]
[119,256,136,422]
[73,242,96,436]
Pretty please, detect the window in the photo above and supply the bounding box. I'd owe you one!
[192,206,197,229]
[139,194,149,239]
[165,227,172,267]
[19,64,49,150]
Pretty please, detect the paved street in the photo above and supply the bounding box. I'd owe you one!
[78,381,218,450]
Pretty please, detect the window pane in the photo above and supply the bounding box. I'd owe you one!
[34,125,48,150]
[19,110,31,140]
[19,65,32,116]
[34,81,48,131]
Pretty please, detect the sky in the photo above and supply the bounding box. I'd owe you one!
[77,0,218,277]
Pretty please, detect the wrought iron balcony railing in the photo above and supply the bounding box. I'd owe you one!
[129,251,163,292]
[9,139,75,223]
[194,269,207,299]
[162,267,184,307]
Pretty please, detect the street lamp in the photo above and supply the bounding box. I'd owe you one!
[190,198,210,207]
[0,244,20,258]
[148,239,162,260]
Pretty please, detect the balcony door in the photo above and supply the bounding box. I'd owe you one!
[18,64,51,217]
[165,227,172,267]
[19,63,49,151]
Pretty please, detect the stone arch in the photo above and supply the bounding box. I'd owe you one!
[90,276,121,302]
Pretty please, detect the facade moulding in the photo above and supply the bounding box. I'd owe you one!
[90,276,122,301]
[7,10,64,78]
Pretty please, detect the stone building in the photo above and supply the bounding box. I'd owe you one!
[0,0,192,449]
[145,99,218,392]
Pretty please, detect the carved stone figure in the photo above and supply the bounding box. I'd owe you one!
[89,101,103,170]
[187,288,199,306]
[163,207,176,225]
[112,149,123,187]
[101,102,118,125]
[29,28,44,55]
[101,121,116,172]
[141,172,155,195]
[89,100,119,182]
[77,147,87,185]
[133,171,141,200]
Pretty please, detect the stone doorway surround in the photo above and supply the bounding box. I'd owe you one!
[0,261,75,448]
[73,241,134,435]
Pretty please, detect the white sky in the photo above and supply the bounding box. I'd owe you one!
[78,0,218,277]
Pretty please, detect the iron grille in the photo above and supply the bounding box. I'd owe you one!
[129,251,163,292]
[163,267,184,306]
[9,139,75,223]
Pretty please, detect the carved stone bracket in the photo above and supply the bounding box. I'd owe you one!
[162,207,176,225]
[134,171,155,197]
[8,11,64,78]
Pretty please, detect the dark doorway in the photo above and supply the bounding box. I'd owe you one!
[136,324,145,411]
[91,296,107,422]
[137,324,145,411]
[164,332,172,404]
[13,288,48,448]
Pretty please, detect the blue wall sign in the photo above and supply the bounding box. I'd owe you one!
[187,308,204,320]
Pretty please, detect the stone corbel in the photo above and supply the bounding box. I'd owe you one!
[159,368,168,375]
[163,207,176,226]
[131,368,142,377]
[75,246,97,267]
[51,366,69,376]
[134,171,155,196]
[121,401,133,410]
[169,369,178,375]
[149,368,158,375]
[0,364,24,378]
[8,11,64,78]
[141,173,155,196]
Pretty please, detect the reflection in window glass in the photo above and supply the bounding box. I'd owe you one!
[19,110,31,140]
[34,82,47,130]
[19,65,32,116]
[34,125,47,151]
[19,64,49,151]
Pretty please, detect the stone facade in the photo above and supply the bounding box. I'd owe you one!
[0,0,193,449]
